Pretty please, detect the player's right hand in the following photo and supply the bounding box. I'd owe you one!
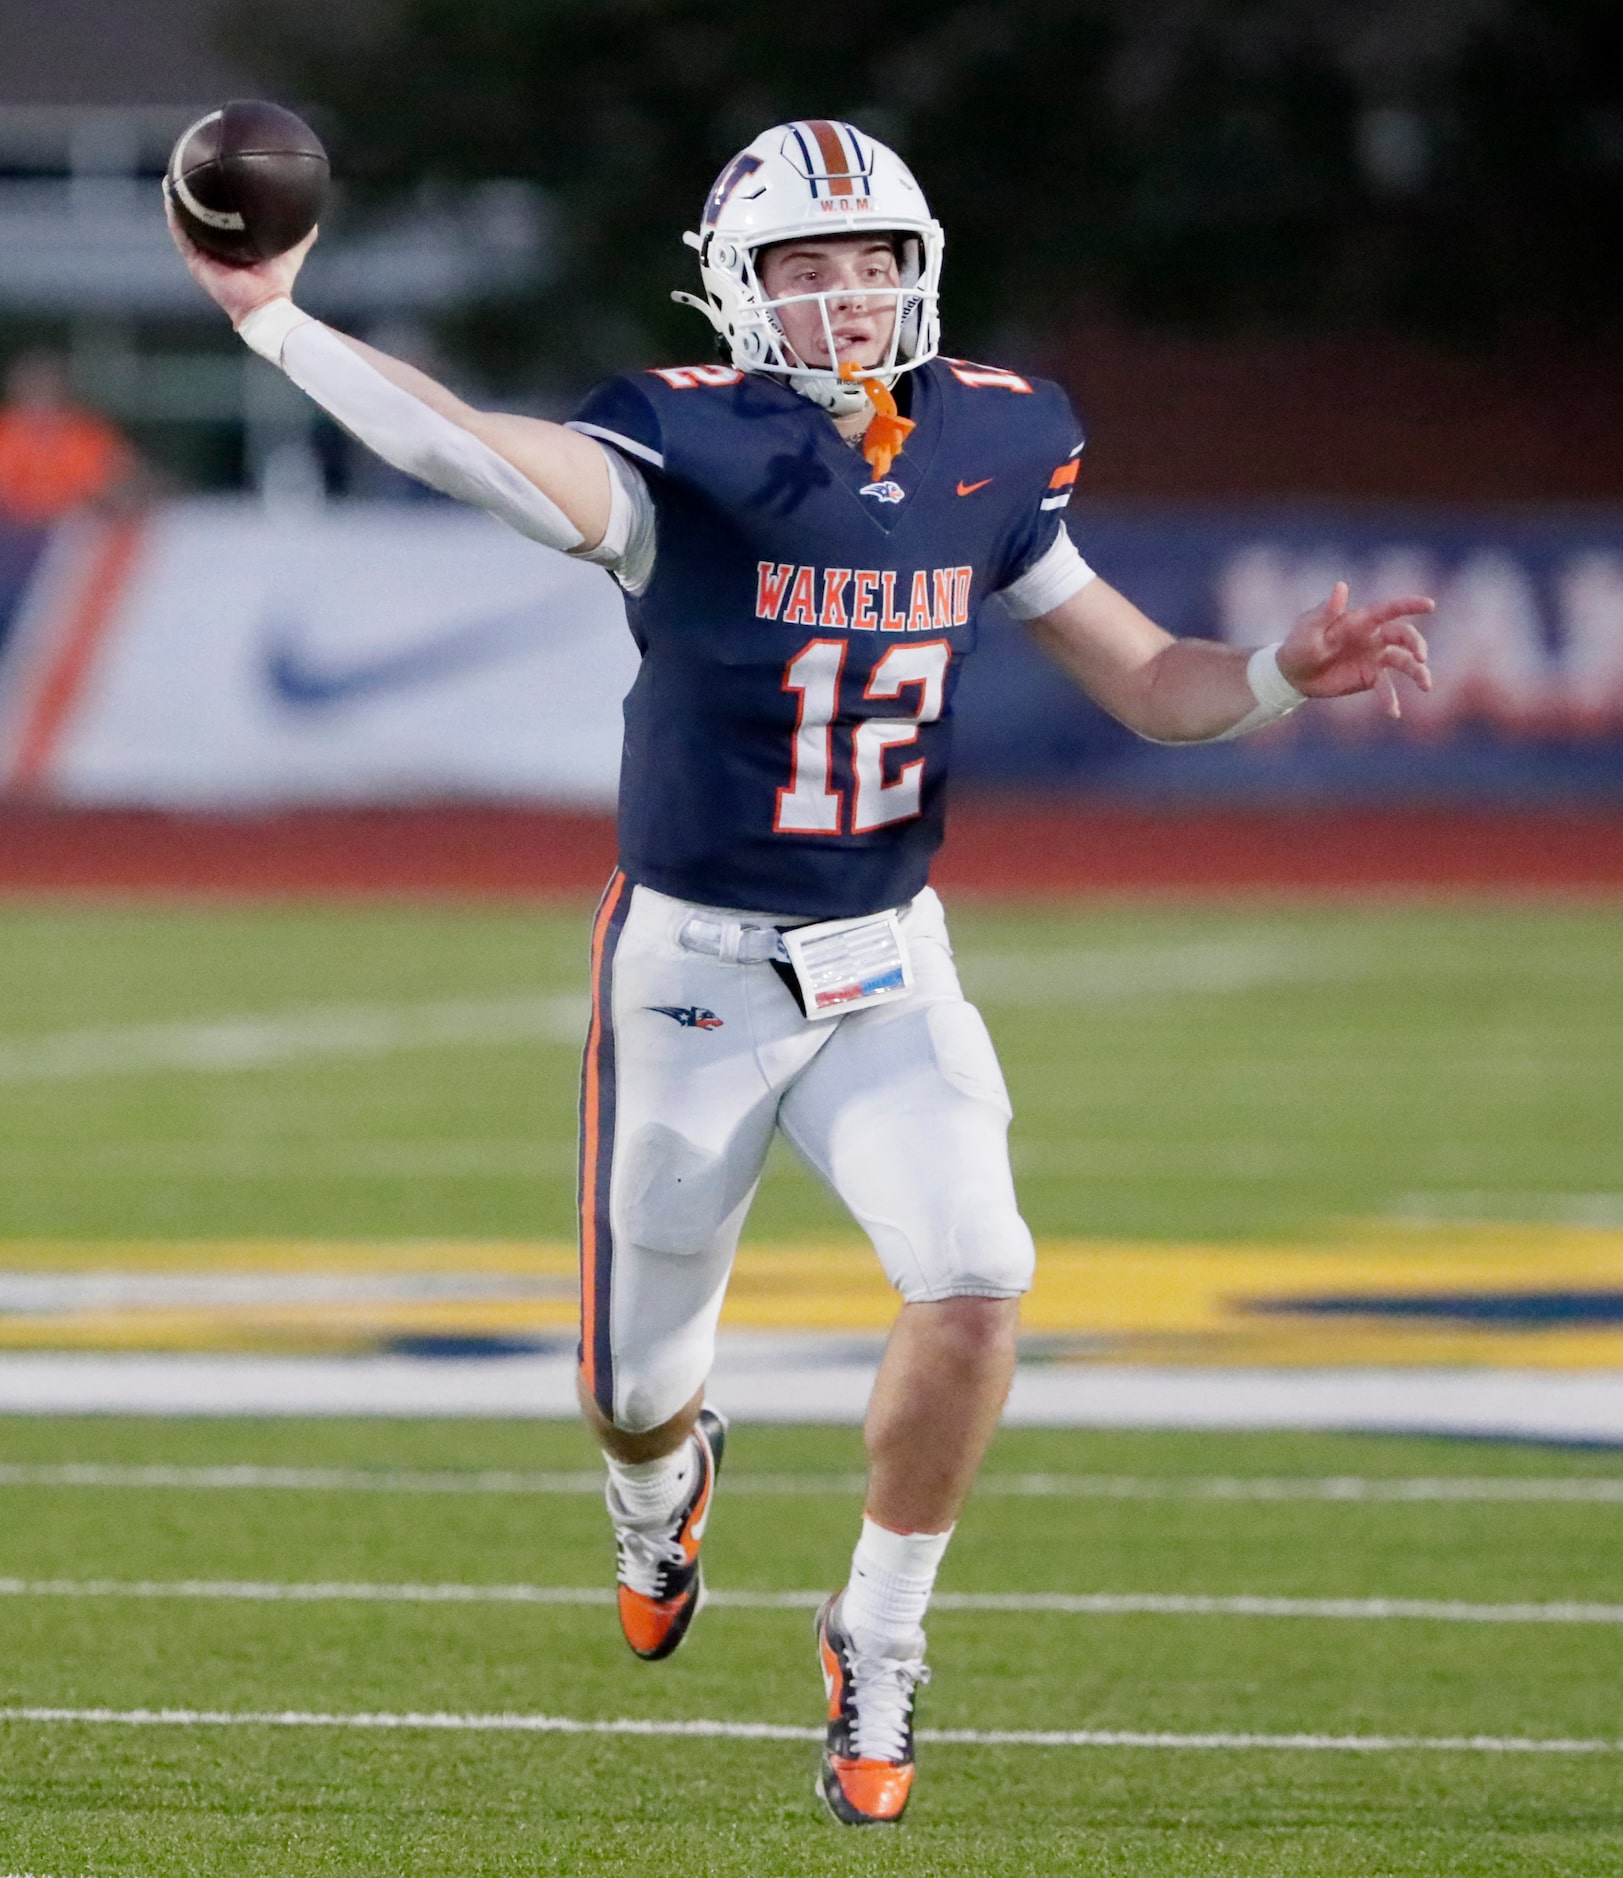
[163,196,318,331]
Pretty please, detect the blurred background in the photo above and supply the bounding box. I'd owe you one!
[1,0,1621,826]
[0,0,1619,1425]
[3,18,1622,1860]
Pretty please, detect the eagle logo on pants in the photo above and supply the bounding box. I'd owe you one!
[648,1005,725,1029]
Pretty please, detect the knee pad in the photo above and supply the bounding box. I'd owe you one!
[944,1200,1036,1297]
[593,1314,716,1433]
[610,1357,708,1436]
[879,1197,1035,1304]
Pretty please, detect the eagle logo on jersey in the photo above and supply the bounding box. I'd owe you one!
[648,1005,725,1030]
[859,480,906,505]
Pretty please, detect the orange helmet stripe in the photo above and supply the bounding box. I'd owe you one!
[804,119,855,196]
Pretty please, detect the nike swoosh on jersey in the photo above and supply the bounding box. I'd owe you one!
[262,605,536,710]
[955,478,993,496]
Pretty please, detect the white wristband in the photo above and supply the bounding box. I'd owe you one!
[237,296,315,364]
[1196,642,1308,743]
[1246,641,1306,714]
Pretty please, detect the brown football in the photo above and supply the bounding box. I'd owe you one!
[166,100,329,266]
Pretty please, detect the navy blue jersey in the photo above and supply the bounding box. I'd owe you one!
[569,356,1083,917]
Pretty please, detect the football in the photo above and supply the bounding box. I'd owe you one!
[165,100,329,266]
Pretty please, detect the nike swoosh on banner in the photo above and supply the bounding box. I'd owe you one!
[263,605,538,710]
[956,478,993,496]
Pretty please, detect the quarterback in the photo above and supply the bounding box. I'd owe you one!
[170,119,1432,1825]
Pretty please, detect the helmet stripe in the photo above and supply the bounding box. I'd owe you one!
[835,122,872,192]
[804,119,855,196]
[786,122,822,195]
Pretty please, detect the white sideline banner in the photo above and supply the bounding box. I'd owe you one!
[0,498,638,806]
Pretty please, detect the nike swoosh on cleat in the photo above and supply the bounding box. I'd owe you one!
[955,478,993,496]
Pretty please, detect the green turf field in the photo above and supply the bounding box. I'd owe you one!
[0,897,1621,1872]
[0,898,1619,1241]
[0,1419,1621,1875]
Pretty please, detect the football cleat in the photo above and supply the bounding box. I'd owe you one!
[609,1406,726,1661]
[814,1592,930,1826]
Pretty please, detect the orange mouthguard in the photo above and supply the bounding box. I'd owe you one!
[840,361,916,482]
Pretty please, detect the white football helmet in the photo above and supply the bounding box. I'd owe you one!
[673,120,944,419]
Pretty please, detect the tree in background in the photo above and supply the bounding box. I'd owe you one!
[232,0,1623,392]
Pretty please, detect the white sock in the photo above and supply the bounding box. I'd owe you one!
[605,1441,696,1526]
[840,1516,954,1645]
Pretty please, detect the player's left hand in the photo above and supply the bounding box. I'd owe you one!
[1277,582,1434,718]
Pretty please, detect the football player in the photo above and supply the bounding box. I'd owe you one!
[169,119,1432,1826]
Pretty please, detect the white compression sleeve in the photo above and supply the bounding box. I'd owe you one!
[236,297,590,553]
[577,447,657,594]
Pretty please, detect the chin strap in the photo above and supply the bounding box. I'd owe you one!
[839,362,916,482]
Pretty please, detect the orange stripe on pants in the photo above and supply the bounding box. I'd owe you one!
[578,869,629,1412]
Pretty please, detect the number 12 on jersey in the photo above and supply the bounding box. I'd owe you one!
[775,639,952,836]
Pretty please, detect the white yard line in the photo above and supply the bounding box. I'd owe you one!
[3,1463,1621,1503]
[0,1577,615,1607]
[928,1593,1623,1623]
[0,1705,1613,1754]
[0,994,587,1083]
[0,1463,620,1493]
[976,1473,1623,1503]
[1,1578,1619,1625]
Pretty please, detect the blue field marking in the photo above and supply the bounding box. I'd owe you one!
[1249,1291,1623,1327]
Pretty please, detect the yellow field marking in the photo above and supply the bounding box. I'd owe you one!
[0,1226,1618,1366]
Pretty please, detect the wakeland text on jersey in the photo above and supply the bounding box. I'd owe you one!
[755,562,973,632]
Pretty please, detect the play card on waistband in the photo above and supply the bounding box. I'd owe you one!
[779,909,913,1020]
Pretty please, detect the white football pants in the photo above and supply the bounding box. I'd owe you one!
[578,874,1035,1432]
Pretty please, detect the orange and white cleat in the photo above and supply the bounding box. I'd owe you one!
[814,1592,930,1826]
[610,1406,726,1661]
